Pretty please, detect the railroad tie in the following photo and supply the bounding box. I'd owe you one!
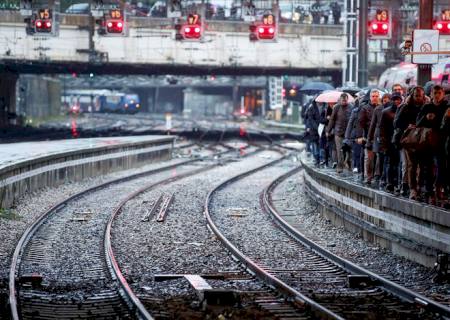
[156,193,174,222]
[141,195,163,222]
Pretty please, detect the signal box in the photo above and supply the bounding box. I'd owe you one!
[369,9,391,39]
[434,9,450,35]
[176,14,204,41]
[249,13,277,41]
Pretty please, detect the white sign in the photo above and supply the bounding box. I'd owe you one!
[412,29,439,64]
[269,76,283,110]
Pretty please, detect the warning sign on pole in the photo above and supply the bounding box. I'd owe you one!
[412,29,439,64]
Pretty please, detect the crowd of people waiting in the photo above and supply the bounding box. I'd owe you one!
[302,83,450,207]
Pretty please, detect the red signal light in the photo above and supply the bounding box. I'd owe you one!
[183,24,202,39]
[106,19,124,33]
[35,19,52,32]
[257,25,276,40]
[434,20,450,34]
[370,21,389,36]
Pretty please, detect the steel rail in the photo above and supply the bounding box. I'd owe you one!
[8,142,236,320]
[105,163,224,319]
[203,155,345,320]
[262,165,450,318]
[105,143,266,319]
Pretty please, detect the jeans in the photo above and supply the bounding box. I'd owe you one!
[385,148,400,188]
[310,140,320,165]
[352,143,362,173]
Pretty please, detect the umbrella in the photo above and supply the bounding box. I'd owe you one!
[336,86,362,96]
[299,82,334,94]
[361,86,388,95]
[315,91,355,104]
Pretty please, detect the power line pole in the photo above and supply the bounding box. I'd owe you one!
[357,0,368,87]
[417,0,433,86]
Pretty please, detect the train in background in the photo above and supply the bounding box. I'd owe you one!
[378,58,450,90]
[63,90,141,114]
[98,93,140,114]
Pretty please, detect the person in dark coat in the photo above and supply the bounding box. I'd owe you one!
[319,102,333,167]
[393,86,426,200]
[311,0,322,24]
[416,85,449,203]
[326,93,352,173]
[368,93,391,187]
[357,89,381,185]
[305,100,321,166]
[379,93,403,192]
[345,96,364,175]
[330,1,341,24]
[441,106,450,198]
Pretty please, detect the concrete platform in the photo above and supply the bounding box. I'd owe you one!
[0,136,175,209]
[301,156,450,268]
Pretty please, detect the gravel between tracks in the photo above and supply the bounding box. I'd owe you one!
[112,150,284,296]
[0,144,211,285]
[271,169,450,304]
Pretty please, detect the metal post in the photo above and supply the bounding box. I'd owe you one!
[357,0,368,87]
[417,0,433,86]
[88,0,95,62]
[343,0,358,86]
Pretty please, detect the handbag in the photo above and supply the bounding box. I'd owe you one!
[400,127,439,151]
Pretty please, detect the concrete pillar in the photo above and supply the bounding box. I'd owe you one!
[19,75,61,120]
[0,73,18,128]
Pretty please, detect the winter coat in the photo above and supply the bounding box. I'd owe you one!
[305,102,321,141]
[392,101,422,148]
[344,102,363,142]
[326,103,352,137]
[358,101,379,139]
[378,104,398,152]
[319,104,333,137]
[416,100,449,130]
[393,102,421,131]
[441,110,450,156]
[367,104,385,152]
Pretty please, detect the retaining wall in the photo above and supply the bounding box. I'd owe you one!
[0,136,175,209]
[302,161,450,268]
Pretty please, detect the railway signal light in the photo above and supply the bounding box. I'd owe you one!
[176,14,203,41]
[249,13,277,41]
[369,9,391,39]
[106,19,124,33]
[100,9,126,36]
[34,8,53,33]
[434,10,450,35]
[434,21,450,34]
[35,19,52,32]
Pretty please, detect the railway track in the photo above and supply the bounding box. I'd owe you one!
[110,146,311,319]
[205,155,450,319]
[8,141,256,320]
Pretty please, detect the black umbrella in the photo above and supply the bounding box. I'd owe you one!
[299,82,334,95]
[337,86,362,97]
